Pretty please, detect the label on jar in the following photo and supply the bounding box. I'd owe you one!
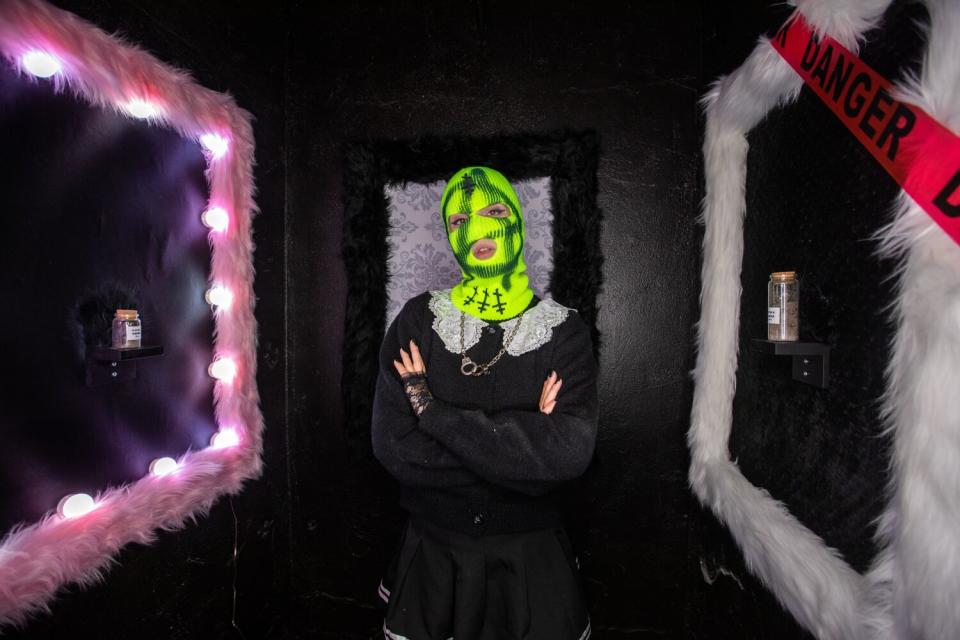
[767,307,781,324]
[125,324,141,342]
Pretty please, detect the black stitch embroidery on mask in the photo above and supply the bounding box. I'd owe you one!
[461,173,475,197]
[463,286,479,306]
[492,288,506,314]
[476,287,490,313]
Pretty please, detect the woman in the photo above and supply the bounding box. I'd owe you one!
[372,166,599,640]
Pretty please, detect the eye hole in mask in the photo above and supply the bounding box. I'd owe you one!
[447,204,511,231]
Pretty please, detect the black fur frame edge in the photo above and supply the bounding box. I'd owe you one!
[341,130,603,456]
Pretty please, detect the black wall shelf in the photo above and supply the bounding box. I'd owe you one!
[86,345,164,386]
[751,339,830,388]
[91,345,164,361]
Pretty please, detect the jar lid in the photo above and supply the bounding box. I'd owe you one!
[771,271,796,280]
[115,309,139,319]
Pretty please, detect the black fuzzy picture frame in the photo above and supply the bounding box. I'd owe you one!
[341,130,603,454]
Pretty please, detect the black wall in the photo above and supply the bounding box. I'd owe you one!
[0,1,905,638]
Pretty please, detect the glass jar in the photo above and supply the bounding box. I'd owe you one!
[767,272,798,341]
[112,309,142,349]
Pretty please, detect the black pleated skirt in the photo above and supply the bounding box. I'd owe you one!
[378,517,591,640]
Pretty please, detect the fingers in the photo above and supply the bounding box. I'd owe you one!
[539,371,554,410]
[399,346,414,373]
[539,373,552,408]
[543,377,563,406]
[409,340,426,374]
[539,371,561,414]
[397,340,426,380]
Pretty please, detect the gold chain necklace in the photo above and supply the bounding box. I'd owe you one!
[459,311,524,376]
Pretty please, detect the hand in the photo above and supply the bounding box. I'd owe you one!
[394,338,427,378]
[539,370,563,415]
[394,340,433,416]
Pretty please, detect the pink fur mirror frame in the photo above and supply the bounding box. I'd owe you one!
[690,1,960,638]
[0,0,262,629]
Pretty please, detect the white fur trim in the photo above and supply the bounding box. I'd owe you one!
[862,2,960,637]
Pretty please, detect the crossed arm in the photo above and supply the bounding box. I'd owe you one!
[371,297,599,496]
[393,340,563,416]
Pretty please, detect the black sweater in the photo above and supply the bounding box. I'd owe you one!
[371,290,599,535]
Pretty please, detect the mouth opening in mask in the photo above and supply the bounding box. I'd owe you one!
[471,239,497,261]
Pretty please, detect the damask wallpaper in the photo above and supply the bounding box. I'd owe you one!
[384,177,554,325]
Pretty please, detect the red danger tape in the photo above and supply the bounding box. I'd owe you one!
[771,13,960,245]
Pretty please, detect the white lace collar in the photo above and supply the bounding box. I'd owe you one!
[428,288,571,357]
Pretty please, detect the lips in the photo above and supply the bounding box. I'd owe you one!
[470,238,497,260]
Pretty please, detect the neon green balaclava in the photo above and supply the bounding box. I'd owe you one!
[440,166,534,321]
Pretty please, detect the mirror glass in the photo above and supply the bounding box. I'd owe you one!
[0,62,216,534]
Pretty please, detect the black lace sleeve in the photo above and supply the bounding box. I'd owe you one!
[399,372,434,416]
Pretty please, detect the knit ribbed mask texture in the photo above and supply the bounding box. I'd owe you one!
[440,166,534,321]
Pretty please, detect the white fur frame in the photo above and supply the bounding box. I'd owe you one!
[689,0,960,638]
[0,0,262,628]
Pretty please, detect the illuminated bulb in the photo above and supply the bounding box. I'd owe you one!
[208,357,237,383]
[210,428,240,449]
[205,286,233,309]
[22,51,61,78]
[201,206,229,232]
[123,98,160,119]
[149,457,179,477]
[57,493,96,519]
[200,133,229,159]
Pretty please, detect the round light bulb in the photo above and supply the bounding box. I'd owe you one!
[208,358,237,383]
[123,98,160,119]
[210,428,240,449]
[201,206,229,232]
[205,286,233,309]
[57,493,96,519]
[149,457,179,477]
[22,51,61,78]
[200,133,229,159]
